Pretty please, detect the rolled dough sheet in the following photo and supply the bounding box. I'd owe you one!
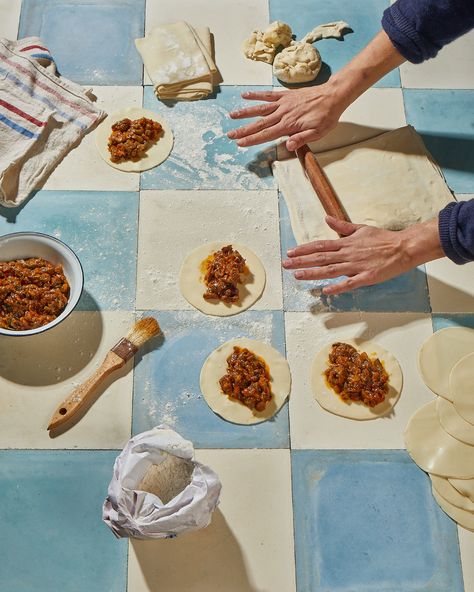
[200,337,291,425]
[450,352,474,425]
[404,401,474,479]
[418,327,474,401]
[431,474,474,512]
[449,478,474,503]
[179,242,266,317]
[432,487,474,531]
[95,108,174,172]
[437,397,474,445]
[273,125,454,244]
[311,340,403,421]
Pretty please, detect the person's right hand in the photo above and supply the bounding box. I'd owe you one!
[227,82,347,151]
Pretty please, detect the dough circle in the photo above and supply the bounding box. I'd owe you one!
[431,474,474,512]
[437,397,474,445]
[432,487,474,532]
[418,327,474,401]
[95,107,174,172]
[200,337,291,425]
[449,478,474,503]
[404,400,474,479]
[179,242,266,317]
[450,352,474,425]
[273,42,321,84]
[311,339,403,420]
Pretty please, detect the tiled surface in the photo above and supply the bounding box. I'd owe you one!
[2,1,474,591]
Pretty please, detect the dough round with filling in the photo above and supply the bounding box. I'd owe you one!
[431,474,474,512]
[179,242,266,317]
[200,337,291,425]
[311,339,403,420]
[437,397,474,445]
[450,352,474,425]
[273,42,321,84]
[262,21,292,48]
[449,478,474,503]
[418,327,474,401]
[95,107,173,172]
[404,400,474,479]
[432,487,474,531]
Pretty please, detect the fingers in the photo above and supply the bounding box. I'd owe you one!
[326,216,361,237]
[322,274,369,295]
[227,114,281,141]
[286,239,341,258]
[241,90,284,102]
[234,124,286,147]
[286,130,321,152]
[282,251,343,269]
[292,263,354,281]
[228,102,279,120]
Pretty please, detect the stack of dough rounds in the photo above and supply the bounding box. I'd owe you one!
[405,327,474,531]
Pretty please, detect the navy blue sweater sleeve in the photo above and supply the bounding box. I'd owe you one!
[382,0,474,63]
[439,200,474,264]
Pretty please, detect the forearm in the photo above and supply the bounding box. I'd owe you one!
[402,218,444,266]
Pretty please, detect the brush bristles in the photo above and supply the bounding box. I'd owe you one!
[126,317,161,348]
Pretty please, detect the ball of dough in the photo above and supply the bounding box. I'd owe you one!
[262,21,293,48]
[242,30,275,64]
[273,42,322,84]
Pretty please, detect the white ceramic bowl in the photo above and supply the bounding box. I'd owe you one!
[0,232,84,336]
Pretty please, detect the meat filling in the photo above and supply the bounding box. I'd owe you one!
[108,117,162,163]
[203,245,247,303]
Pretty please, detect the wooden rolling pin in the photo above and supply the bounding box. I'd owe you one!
[296,143,350,228]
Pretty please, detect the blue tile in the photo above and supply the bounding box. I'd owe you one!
[292,450,463,592]
[404,90,474,194]
[0,450,126,592]
[432,313,474,332]
[19,0,144,85]
[270,0,400,88]
[0,190,138,311]
[141,86,275,191]
[133,310,289,448]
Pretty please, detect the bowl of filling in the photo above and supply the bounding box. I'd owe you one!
[0,232,83,336]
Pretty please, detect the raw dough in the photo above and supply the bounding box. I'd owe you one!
[404,401,474,479]
[418,327,474,401]
[273,42,321,83]
[273,126,454,244]
[431,474,474,512]
[95,108,173,173]
[301,21,351,43]
[311,339,403,420]
[449,478,474,503]
[432,488,474,531]
[179,242,266,317]
[437,397,474,445]
[450,352,474,425]
[243,21,292,64]
[262,21,293,48]
[200,337,291,425]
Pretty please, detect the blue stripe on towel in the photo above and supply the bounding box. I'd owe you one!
[0,113,38,138]
[30,53,54,62]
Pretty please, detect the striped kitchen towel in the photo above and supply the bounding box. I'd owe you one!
[0,37,106,207]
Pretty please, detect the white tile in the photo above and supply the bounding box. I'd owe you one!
[0,0,21,39]
[401,31,474,89]
[145,0,272,86]
[136,190,283,311]
[127,449,296,592]
[459,527,474,592]
[285,312,436,449]
[43,86,142,192]
[0,311,134,449]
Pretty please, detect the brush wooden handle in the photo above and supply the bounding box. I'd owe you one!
[296,143,349,226]
[47,351,125,431]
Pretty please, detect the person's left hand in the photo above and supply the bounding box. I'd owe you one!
[282,216,444,295]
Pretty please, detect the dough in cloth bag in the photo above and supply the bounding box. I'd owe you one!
[102,427,221,539]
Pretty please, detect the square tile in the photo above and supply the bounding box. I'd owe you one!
[458,528,474,592]
[285,312,436,449]
[0,0,21,38]
[43,86,143,192]
[432,313,474,332]
[404,89,474,194]
[141,86,275,191]
[144,0,272,86]
[132,310,289,448]
[401,30,474,89]
[19,0,145,85]
[270,0,400,88]
[291,450,463,592]
[0,190,139,311]
[128,449,296,592]
[0,311,134,449]
[0,450,127,592]
[136,189,282,311]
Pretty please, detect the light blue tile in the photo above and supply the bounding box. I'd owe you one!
[0,450,126,592]
[292,450,463,592]
[270,0,400,88]
[432,313,474,332]
[141,86,275,190]
[133,310,289,448]
[19,0,144,85]
[404,90,474,194]
[0,190,138,311]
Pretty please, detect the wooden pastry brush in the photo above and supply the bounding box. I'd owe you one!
[48,317,161,431]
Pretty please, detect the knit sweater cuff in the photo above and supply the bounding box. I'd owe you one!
[438,202,471,265]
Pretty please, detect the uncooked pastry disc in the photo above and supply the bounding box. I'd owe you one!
[404,401,474,479]
[311,339,403,420]
[200,337,291,425]
[418,327,474,401]
[450,352,474,425]
[431,474,474,512]
[432,487,474,531]
[449,478,474,503]
[179,242,266,317]
[437,397,474,445]
[95,107,174,172]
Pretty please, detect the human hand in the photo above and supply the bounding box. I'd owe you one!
[282,216,444,295]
